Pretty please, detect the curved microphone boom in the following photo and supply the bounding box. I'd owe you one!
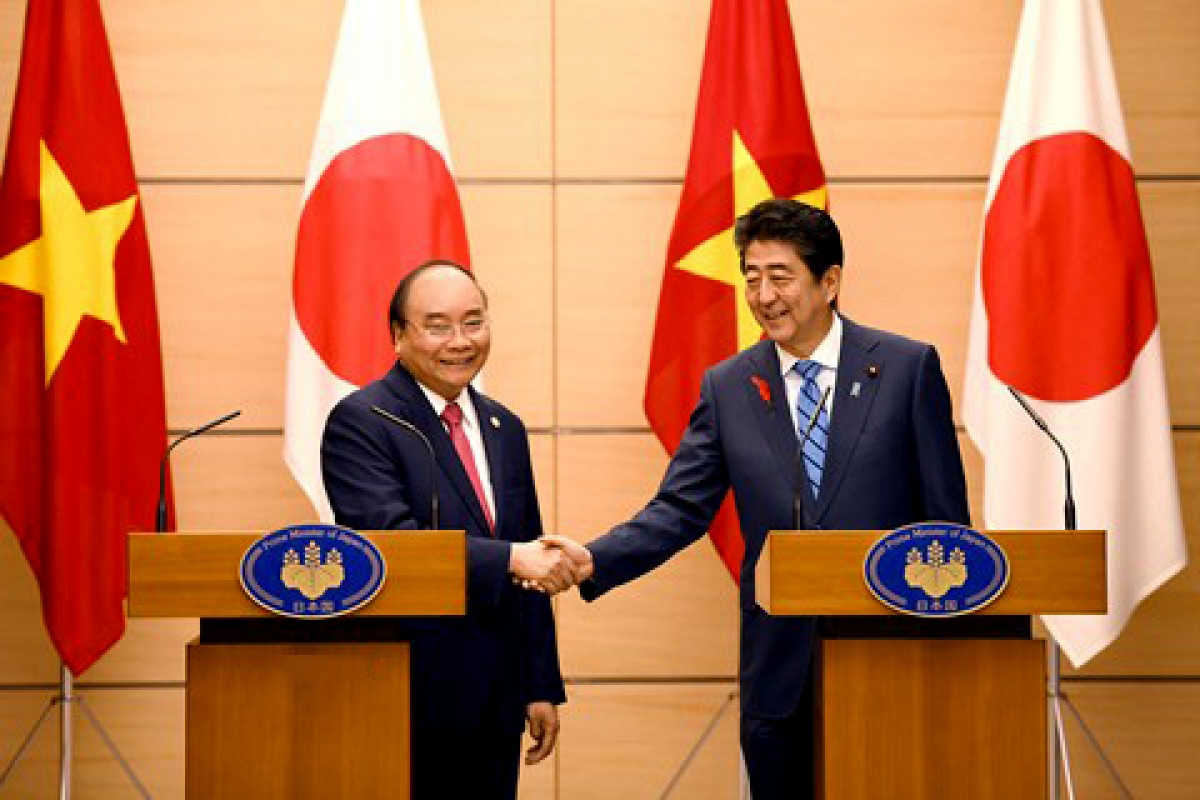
[156,410,242,532]
[371,405,440,530]
[1005,386,1077,530]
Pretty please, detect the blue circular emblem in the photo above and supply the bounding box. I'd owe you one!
[240,524,387,619]
[863,522,1009,618]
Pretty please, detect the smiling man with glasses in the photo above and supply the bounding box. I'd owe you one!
[320,260,571,798]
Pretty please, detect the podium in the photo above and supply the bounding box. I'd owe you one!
[756,530,1106,800]
[127,531,466,800]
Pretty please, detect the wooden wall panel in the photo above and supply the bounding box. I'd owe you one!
[76,689,185,799]
[9,1,1197,180]
[146,183,299,431]
[555,0,1200,179]
[25,0,554,180]
[149,183,553,431]
[555,183,674,427]
[0,2,19,150]
[465,185,555,429]
[557,683,740,798]
[530,434,558,535]
[106,0,339,179]
[1147,183,1200,421]
[556,182,1200,427]
[554,0,707,179]
[555,434,738,678]
[518,754,555,800]
[85,621,195,685]
[1107,0,1200,174]
[172,434,314,530]
[1060,682,1200,799]
[425,0,553,179]
[0,690,57,796]
[0,688,184,799]
[0,523,57,683]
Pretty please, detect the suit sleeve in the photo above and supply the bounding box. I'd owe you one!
[514,432,567,705]
[581,370,731,600]
[911,345,971,525]
[321,398,513,607]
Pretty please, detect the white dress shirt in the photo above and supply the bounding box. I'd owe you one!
[416,382,497,522]
[776,312,843,435]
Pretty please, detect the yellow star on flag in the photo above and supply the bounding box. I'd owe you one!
[0,140,136,382]
[675,130,827,350]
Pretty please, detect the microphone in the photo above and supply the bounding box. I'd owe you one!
[794,386,832,529]
[370,405,440,530]
[1005,386,1077,530]
[156,410,242,533]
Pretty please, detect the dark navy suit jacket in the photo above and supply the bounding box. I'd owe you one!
[321,363,566,737]
[582,318,969,719]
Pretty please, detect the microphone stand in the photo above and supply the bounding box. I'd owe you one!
[371,405,440,530]
[1005,387,1132,800]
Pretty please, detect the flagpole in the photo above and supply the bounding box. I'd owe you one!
[1047,642,1075,800]
[59,665,72,800]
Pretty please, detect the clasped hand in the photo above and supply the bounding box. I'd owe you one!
[509,535,593,594]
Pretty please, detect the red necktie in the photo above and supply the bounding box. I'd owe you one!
[441,401,495,534]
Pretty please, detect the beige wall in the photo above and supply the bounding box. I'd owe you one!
[1,0,1197,796]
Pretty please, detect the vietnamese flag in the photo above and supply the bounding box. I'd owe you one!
[283,0,470,520]
[644,0,827,579]
[963,0,1187,666]
[0,0,172,675]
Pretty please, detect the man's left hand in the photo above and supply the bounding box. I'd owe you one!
[525,701,559,765]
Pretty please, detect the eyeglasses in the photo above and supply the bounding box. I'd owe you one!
[405,316,489,341]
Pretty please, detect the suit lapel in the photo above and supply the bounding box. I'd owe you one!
[743,342,798,487]
[812,318,882,523]
[471,388,507,538]
[384,366,491,534]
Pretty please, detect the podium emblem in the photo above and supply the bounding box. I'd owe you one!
[863,522,1008,617]
[240,524,386,618]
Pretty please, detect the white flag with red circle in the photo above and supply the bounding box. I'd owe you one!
[964,0,1187,667]
[284,0,469,519]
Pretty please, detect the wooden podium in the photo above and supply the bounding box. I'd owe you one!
[756,530,1106,800]
[127,531,466,800]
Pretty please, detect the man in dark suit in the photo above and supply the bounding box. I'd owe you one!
[541,199,971,798]
[321,261,573,799]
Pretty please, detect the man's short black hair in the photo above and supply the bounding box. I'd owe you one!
[734,198,844,280]
[387,259,486,336]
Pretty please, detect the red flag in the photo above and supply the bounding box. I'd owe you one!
[284,0,470,518]
[644,0,827,579]
[0,0,172,675]
[963,0,1187,665]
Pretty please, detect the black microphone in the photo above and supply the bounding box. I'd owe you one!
[370,405,440,530]
[1006,386,1077,530]
[156,410,242,532]
[794,385,832,530]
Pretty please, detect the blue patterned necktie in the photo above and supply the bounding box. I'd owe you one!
[794,360,829,497]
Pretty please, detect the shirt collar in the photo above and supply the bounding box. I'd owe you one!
[416,382,480,430]
[776,312,843,377]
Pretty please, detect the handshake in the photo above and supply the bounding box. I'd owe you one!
[509,535,594,595]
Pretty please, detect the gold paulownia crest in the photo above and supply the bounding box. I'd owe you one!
[904,540,967,599]
[281,540,345,600]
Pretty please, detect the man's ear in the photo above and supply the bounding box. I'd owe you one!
[823,265,843,304]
